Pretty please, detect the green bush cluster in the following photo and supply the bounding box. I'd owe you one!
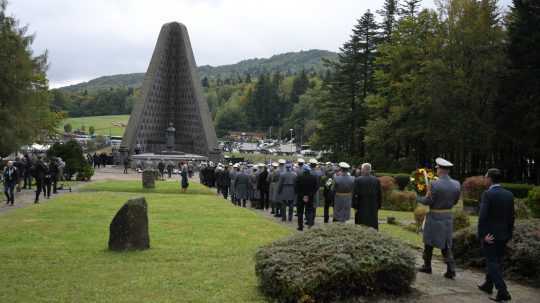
[255,224,416,302]
[453,210,470,232]
[47,140,94,181]
[382,190,417,211]
[526,187,540,218]
[502,183,534,199]
[514,199,531,219]
[453,220,540,287]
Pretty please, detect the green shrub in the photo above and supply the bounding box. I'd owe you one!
[453,210,470,232]
[394,174,411,191]
[514,199,531,219]
[47,140,88,180]
[502,183,534,199]
[76,164,94,181]
[527,187,540,218]
[255,224,416,302]
[462,176,487,201]
[382,190,416,211]
[453,219,540,287]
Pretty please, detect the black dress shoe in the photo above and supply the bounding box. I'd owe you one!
[418,266,432,274]
[490,291,511,302]
[444,271,456,279]
[478,283,493,295]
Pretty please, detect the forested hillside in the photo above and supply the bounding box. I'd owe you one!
[59,49,336,93]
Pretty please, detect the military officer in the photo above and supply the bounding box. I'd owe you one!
[229,163,239,204]
[308,158,323,223]
[268,162,281,216]
[277,162,297,222]
[417,157,461,279]
[332,162,355,222]
[235,165,250,207]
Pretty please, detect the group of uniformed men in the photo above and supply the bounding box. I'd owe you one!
[198,158,383,232]
[197,157,515,301]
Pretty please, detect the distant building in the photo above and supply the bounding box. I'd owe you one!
[228,131,266,141]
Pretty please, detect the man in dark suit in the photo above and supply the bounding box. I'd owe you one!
[477,168,514,302]
[352,163,382,230]
[294,166,319,231]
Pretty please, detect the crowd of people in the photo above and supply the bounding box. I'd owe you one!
[198,158,383,232]
[197,157,515,302]
[1,154,66,205]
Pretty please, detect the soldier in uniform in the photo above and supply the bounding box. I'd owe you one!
[235,166,250,207]
[417,157,461,279]
[267,162,280,216]
[308,159,323,224]
[277,162,297,222]
[332,162,354,222]
[229,164,239,204]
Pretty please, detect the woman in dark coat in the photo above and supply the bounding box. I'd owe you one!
[180,162,189,193]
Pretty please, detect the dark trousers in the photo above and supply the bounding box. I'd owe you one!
[424,244,455,272]
[296,197,314,230]
[24,173,32,189]
[483,240,508,292]
[260,190,269,209]
[44,178,52,198]
[35,177,44,202]
[4,181,15,204]
[323,190,333,223]
[281,200,294,221]
[273,201,282,217]
[52,177,58,194]
[124,166,129,174]
[221,186,229,200]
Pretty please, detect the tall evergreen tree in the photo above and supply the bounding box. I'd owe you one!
[0,0,59,156]
[378,0,399,40]
[289,69,310,104]
[314,10,380,159]
[399,0,421,18]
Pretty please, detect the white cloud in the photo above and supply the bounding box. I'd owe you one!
[6,0,512,87]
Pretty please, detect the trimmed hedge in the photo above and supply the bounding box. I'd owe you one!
[453,219,540,287]
[255,224,416,302]
[382,190,417,211]
[502,183,534,199]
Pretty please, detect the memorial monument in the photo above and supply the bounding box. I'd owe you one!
[121,22,222,164]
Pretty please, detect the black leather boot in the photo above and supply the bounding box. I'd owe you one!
[418,248,433,274]
[490,290,511,302]
[478,282,494,295]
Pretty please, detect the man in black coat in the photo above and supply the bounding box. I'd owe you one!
[33,156,48,203]
[352,163,382,230]
[257,166,270,210]
[294,166,319,231]
[477,168,515,302]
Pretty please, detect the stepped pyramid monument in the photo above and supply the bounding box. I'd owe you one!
[121,22,221,162]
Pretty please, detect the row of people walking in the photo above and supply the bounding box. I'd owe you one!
[205,158,382,232]
[1,154,66,205]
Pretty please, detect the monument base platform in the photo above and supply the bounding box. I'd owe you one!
[130,152,208,168]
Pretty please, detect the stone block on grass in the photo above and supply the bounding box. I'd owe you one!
[108,197,150,251]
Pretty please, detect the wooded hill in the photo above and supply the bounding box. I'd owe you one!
[59,49,337,93]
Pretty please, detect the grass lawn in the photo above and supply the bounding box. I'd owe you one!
[61,114,130,136]
[0,181,291,302]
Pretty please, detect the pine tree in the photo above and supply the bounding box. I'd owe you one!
[378,0,399,40]
[0,0,58,156]
[289,69,310,104]
[399,0,421,18]
[314,10,380,159]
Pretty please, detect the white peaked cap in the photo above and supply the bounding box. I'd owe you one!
[278,159,286,164]
[309,158,318,164]
[435,157,453,168]
[339,162,350,169]
[271,162,279,167]
[297,158,305,163]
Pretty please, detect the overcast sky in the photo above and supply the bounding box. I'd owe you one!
[6,0,512,88]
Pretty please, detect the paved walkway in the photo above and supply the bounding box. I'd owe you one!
[217,191,540,302]
[2,167,538,301]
